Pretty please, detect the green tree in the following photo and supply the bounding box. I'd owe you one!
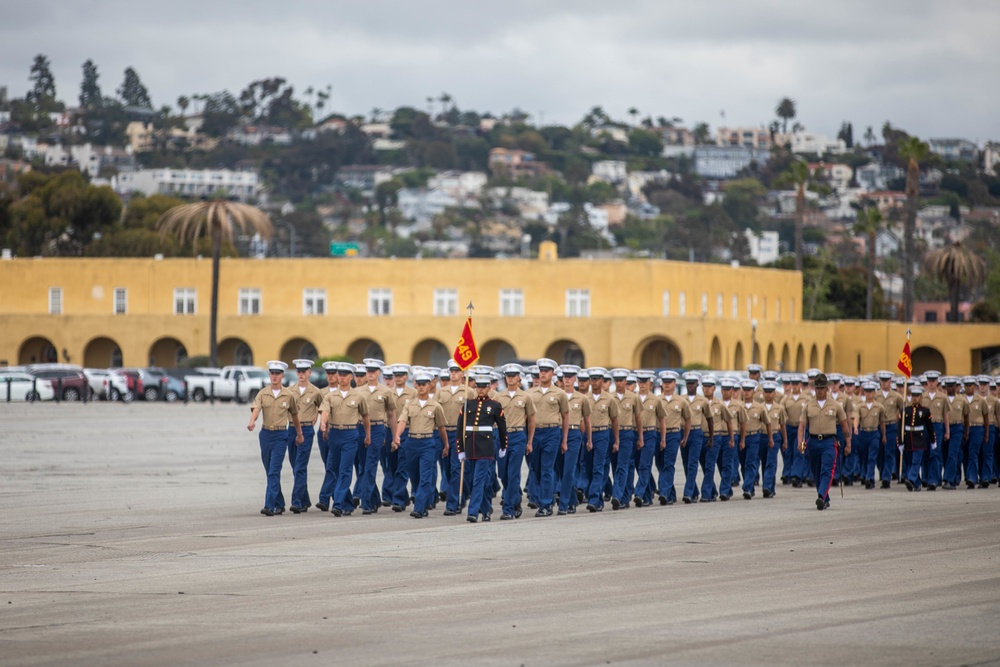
[628,129,664,157]
[79,59,102,109]
[374,178,405,227]
[777,158,811,271]
[898,136,930,321]
[157,200,273,366]
[118,67,152,108]
[177,95,190,116]
[721,178,766,231]
[775,97,796,133]
[853,205,884,320]
[28,54,57,102]
[924,241,986,323]
[692,122,711,145]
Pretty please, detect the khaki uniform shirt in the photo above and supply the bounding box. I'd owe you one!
[660,394,692,430]
[590,390,619,428]
[363,383,397,423]
[321,387,370,426]
[876,389,905,422]
[637,393,667,429]
[723,400,747,432]
[922,392,948,423]
[743,401,771,434]
[985,395,999,428]
[529,386,569,427]
[831,392,854,420]
[394,385,417,413]
[686,395,713,431]
[857,401,886,430]
[802,398,846,436]
[438,384,477,427]
[291,382,324,424]
[945,394,969,425]
[709,398,734,434]
[566,390,592,428]
[398,398,446,435]
[782,393,809,425]
[497,389,535,429]
[252,386,299,429]
[615,391,642,429]
[764,402,787,434]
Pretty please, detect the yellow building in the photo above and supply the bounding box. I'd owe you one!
[0,252,996,376]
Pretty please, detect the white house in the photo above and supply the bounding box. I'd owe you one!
[117,168,260,201]
[856,162,904,192]
[428,171,487,201]
[591,160,628,184]
[544,202,610,231]
[744,229,780,264]
[396,188,458,224]
[695,146,770,179]
[70,143,135,179]
[488,186,550,220]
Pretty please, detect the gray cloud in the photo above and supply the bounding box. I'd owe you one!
[2,0,998,141]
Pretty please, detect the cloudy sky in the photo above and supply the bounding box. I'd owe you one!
[2,0,998,142]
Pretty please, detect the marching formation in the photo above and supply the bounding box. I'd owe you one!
[247,358,1000,520]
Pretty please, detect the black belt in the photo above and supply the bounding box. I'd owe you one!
[508,427,525,432]
[592,426,609,432]
[811,433,836,440]
[409,434,433,439]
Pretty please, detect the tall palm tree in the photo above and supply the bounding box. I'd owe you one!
[776,97,796,133]
[898,136,929,321]
[157,200,273,367]
[925,241,986,323]
[853,205,884,320]
[779,159,811,271]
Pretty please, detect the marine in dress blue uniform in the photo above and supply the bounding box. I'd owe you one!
[458,376,509,522]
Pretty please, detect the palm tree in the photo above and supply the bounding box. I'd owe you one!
[925,241,986,323]
[627,107,639,125]
[853,205,885,320]
[776,97,796,133]
[157,200,273,367]
[779,159,811,271]
[898,136,929,321]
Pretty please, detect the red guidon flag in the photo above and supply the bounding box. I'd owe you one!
[452,317,479,370]
[897,340,912,378]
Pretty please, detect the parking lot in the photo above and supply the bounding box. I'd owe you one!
[1,402,999,667]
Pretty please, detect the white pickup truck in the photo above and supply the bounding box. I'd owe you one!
[184,366,269,402]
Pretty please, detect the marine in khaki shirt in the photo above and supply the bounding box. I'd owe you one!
[393,391,448,455]
[589,388,620,452]
[685,388,716,441]
[944,383,969,435]
[248,368,303,444]
[876,380,905,423]
[562,375,593,441]
[762,392,788,449]
[529,381,570,452]
[741,385,773,448]
[782,389,809,428]
[363,377,397,425]
[921,388,950,428]
[636,377,668,450]
[613,383,642,432]
[703,381,735,448]
[497,378,536,453]
[798,383,852,457]
[438,370,478,428]
[854,392,887,443]
[720,384,747,444]
[659,381,691,449]
[320,383,371,437]
[291,378,324,426]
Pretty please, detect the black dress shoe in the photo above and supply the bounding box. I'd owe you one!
[762,489,772,498]
[904,479,914,491]
[331,508,343,517]
[926,484,937,491]
[743,491,752,500]
[353,497,361,508]
[942,483,956,490]
[576,489,584,503]
[274,508,284,515]
[586,503,597,513]
[612,497,621,510]
[514,504,523,518]
[633,497,643,508]
[979,482,991,489]
[500,513,513,520]
[658,495,667,506]
[966,481,975,489]
[557,509,567,516]
[290,506,301,514]
[439,491,447,501]
[567,506,576,514]
[527,501,538,510]
[719,495,731,502]
[881,480,891,489]
[362,509,374,515]
[442,509,457,516]
[816,497,825,510]
[392,505,404,512]
[466,515,477,523]
[481,514,491,522]
[603,492,612,502]
[410,510,423,518]
[535,508,551,517]
[781,476,789,485]
[381,500,391,507]
[913,485,922,492]
[315,503,329,512]
[682,496,692,504]
[260,508,274,516]
[342,510,353,517]
[699,497,714,503]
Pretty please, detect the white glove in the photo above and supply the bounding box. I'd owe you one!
[498,448,507,459]
[930,442,937,450]
[458,452,466,461]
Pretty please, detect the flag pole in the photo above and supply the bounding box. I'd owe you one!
[458,301,475,509]
[898,329,911,484]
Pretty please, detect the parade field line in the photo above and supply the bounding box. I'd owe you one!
[1,404,998,667]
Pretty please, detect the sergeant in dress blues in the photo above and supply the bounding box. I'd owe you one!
[458,375,509,523]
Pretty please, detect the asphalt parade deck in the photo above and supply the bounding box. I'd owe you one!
[1,403,998,667]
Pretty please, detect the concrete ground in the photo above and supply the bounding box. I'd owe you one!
[1,403,998,667]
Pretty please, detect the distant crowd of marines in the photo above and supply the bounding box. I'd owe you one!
[247,358,999,519]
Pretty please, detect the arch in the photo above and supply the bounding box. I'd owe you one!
[809,344,819,368]
[796,344,805,372]
[279,337,318,362]
[733,342,744,370]
[709,336,723,369]
[636,335,682,369]
[18,336,58,365]
[148,337,188,368]
[545,339,585,367]
[84,336,123,368]
[766,343,776,370]
[479,338,517,367]
[346,338,384,363]
[412,338,450,367]
[752,342,761,366]
[218,337,253,366]
[912,346,946,375]
[823,345,833,371]
[781,343,791,372]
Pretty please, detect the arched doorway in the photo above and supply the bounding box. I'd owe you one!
[546,339,585,367]
[733,342,744,370]
[781,343,790,372]
[823,345,833,371]
[479,339,517,367]
[636,336,682,369]
[148,337,188,368]
[710,337,723,369]
[346,338,384,363]
[766,343,776,370]
[280,337,318,362]
[219,338,253,366]
[809,344,819,368]
[18,336,57,365]
[752,342,761,366]
[912,346,946,375]
[412,338,450,367]
[84,336,123,368]
[795,344,805,372]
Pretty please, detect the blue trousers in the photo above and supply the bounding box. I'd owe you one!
[782,425,798,480]
[499,431,527,516]
[577,436,591,496]
[380,428,395,503]
[288,424,314,509]
[445,430,466,512]
[434,432,449,495]
[808,437,838,503]
[634,430,658,504]
[682,428,703,500]
[741,433,762,495]
[406,436,438,514]
[587,430,611,507]
[391,429,412,508]
[358,424,385,511]
[317,428,335,505]
[842,426,860,480]
[330,429,358,512]
[759,432,781,494]
[943,424,965,485]
[857,430,880,483]
[923,423,945,486]
[789,426,811,481]
[467,458,495,518]
[657,431,682,502]
[558,430,583,511]
[533,426,561,511]
[259,429,287,511]
[700,434,726,500]
[603,442,616,499]
[965,425,985,484]
[907,449,925,488]
[984,426,997,482]
[880,423,899,481]
[613,429,637,503]
[353,425,366,498]
[719,434,739,497]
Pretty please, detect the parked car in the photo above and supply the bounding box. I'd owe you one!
[281,367,329,389]
[25,364,91,401]
[83,368,111,400]
[105,369,139,402]
[185,365,269,402]
[0,371,55,401]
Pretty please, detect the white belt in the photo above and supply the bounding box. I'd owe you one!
[466,425,494,432]
[904,426,924,432]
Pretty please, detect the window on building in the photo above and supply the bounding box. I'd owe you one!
[679,291,686,316]
[662,290,670,316]
[434,288,458,317]
[114,288,127,315]
[238,288,261,315]
[303,288,326,316]
[732,294,738,319]
[565,289,590,317]
[48,287,62,315]
[500,289,524,317]
[716,293,723,318]
[174,288,196,315]
[369,288,392,316]
[924,311,938,322]
[701,292,708,316]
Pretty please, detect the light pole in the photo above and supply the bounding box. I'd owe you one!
[751,318,758,365]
